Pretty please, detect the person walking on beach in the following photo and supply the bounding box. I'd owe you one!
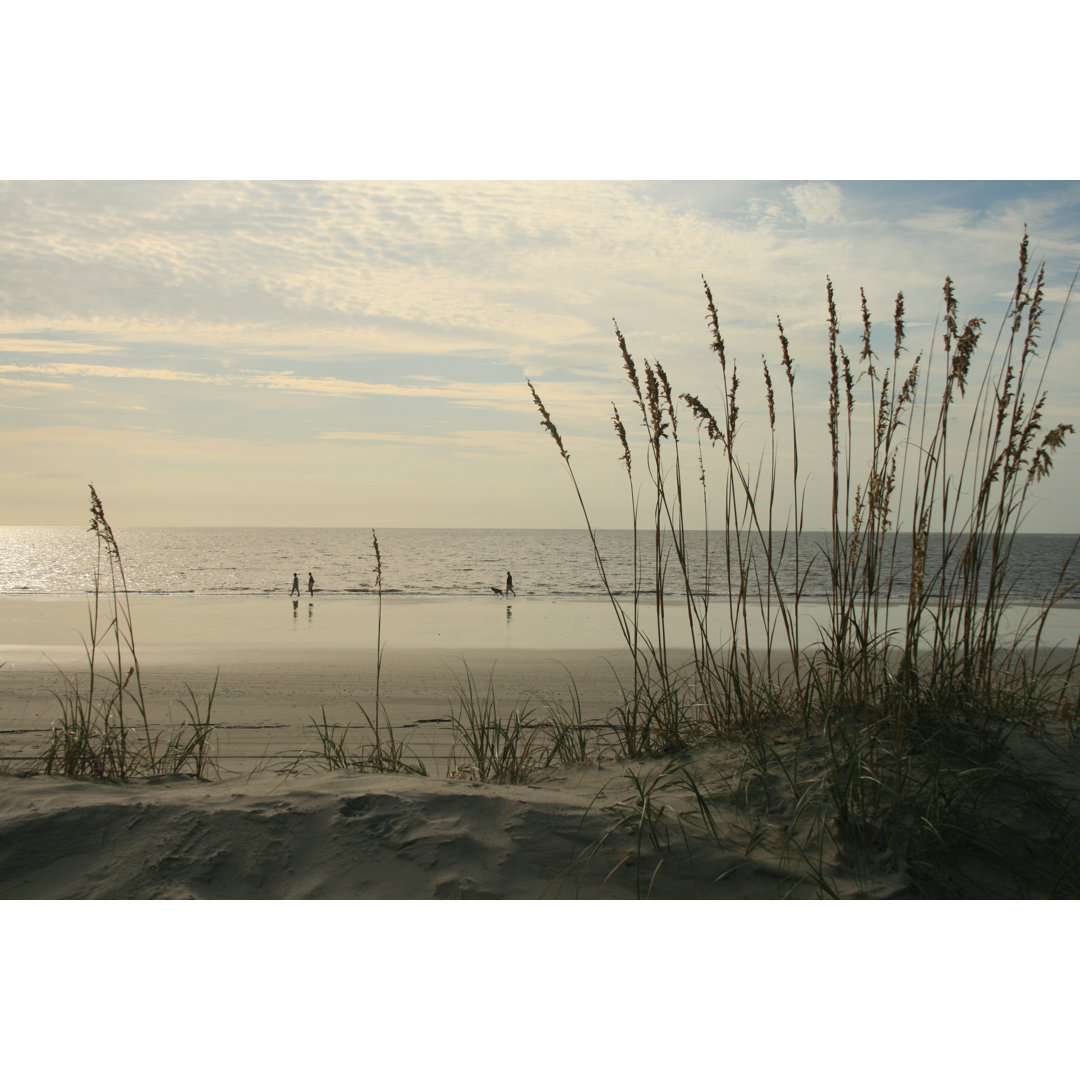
[505,571,515,597]
[308,572,316,597]
[290,573,300,596]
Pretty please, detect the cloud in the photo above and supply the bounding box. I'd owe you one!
[0,338,116,354]
[788,181,844,225]
[318,429,538,456]
[0,375,72,391]
[0,361,229,385]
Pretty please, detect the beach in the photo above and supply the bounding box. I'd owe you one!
[0,594,711,899]
[2,594,1078,899]
[0,596,645,776]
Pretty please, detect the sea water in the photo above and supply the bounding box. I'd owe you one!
[1,526,1078,654]
[0,525,1077,605]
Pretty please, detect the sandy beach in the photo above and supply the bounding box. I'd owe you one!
[3,594,1078,899]
[0,594,654,772]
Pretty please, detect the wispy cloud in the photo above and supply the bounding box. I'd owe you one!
[318,428,538,454]
[788,181,845,225]
[0,361,230,385]
[0,338,116,354]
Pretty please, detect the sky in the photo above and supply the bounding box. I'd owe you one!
[2,179,1078,531]
[2,6,1078,534]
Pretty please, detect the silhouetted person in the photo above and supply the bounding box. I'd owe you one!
[308,572,315,596]
[505,571,515,597]
[290,573,300,596]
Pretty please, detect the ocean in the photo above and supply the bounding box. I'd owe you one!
[1,526,1077,607]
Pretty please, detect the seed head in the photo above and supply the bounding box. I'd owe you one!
[1028,423,1074,482]
[528,380,569,460]
[612,404,632,475]
[680,393,724,447]
[372,530,383,587]
[776,316,795,388]
[762,356,776,430]
[87,483,120,562]
[613,320,642,406]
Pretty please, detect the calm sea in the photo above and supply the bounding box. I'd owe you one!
[0,526,1077,607]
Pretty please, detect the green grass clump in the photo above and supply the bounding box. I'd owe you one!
[447,665,544,784]
[295,706,427,776]
[535,671,595,768]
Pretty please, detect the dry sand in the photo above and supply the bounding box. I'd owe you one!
[2,595,1076,899]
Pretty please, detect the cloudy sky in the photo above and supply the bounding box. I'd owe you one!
[1,179,1078,531]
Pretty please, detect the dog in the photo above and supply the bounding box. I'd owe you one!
[490,586,504,596]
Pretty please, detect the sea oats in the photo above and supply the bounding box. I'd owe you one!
[776,315,795,388]
[680,393,724,447]
[644,360,668,445]
[762,356,776,430]
[612,403,632,475]
[702,277,727,372]
[528,379,569,461]
[613,320,643,407]
[1028,423,1075,482]
[860,287,875,379]
[893,292,906,364]
[655,359,676,436]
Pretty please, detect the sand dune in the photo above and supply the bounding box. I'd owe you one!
[1,752,920,901]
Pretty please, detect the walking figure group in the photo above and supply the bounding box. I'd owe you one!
[290,572,315,597]
[291,566,514,599]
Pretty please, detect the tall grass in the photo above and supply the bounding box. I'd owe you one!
[529,234,1080,891]
[39,485,218,781]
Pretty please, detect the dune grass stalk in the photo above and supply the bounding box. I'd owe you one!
[371,529,386,763]
[528,380,650,692]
